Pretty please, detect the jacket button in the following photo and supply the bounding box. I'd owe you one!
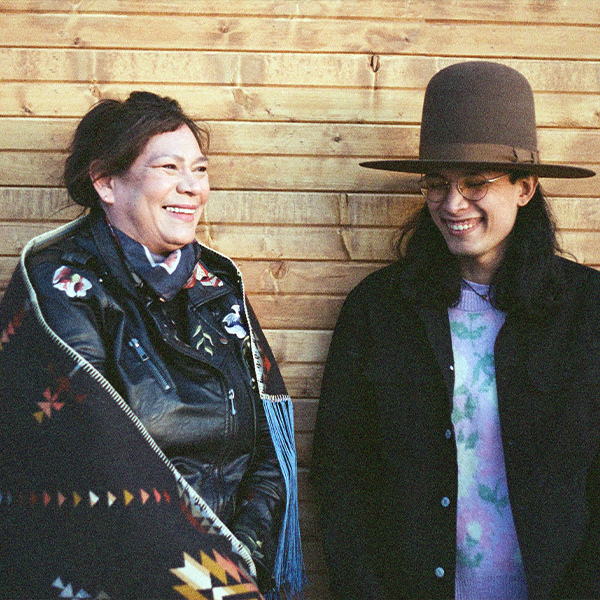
[441,497,450,507]
[445,429,452,439]
[435,567,445,578]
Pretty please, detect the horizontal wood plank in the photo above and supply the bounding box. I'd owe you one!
[3,119,600,164]
[0,222,59,254]
[2,153,598,196]
[2,13,600,60]
[0,188,79,221]
[1,84,599,130]
[2,49,600,94]
[236,259,381,293]
[280,364,324,399]
[1,219,598,269]
[197,224,400,262]
[3,189,599,235]
[212,193,600,231]
[264,329,332,364]
[249,294,344,330]
[2,0,599,26]
[202,224,600,264]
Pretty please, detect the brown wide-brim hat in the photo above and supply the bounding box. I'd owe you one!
[361,61,595,179]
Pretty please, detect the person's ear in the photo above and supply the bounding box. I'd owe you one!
[90,161,116,206]
[516,174,538,207]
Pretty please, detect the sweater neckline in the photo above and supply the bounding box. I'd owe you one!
[455,280,497,312]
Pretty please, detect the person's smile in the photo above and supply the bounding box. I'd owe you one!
[164,203,201,220]
[441,216,482,234]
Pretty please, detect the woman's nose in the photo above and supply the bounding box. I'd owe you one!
[177,170,205,195]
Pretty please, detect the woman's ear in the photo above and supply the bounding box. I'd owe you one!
[516,174,539,207]
[90,160,115,206]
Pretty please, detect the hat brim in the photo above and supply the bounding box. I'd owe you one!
[359,159,595,179]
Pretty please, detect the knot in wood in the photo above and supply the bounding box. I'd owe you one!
[370,54,380,73]
[270,261,288,280]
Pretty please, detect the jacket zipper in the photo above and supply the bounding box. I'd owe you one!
[228,388,236,415]
[128,338,172,392]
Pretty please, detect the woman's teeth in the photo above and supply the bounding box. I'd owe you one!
[166,207,195,214]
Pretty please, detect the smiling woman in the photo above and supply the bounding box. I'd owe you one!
[93,125,210,255]
[0,92,304,600]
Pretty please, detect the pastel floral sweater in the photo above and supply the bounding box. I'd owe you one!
[449,281,527,600]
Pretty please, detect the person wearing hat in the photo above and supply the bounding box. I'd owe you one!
[311,61,600,600]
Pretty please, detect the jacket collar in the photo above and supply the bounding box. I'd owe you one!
[89,210,142,298]
[384,261,455,404]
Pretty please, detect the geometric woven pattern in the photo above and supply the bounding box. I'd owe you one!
[170,551,262,599]
[0,487,172,509]
[52,576,111,599]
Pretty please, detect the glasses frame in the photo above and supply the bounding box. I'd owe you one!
[419,173,510,203]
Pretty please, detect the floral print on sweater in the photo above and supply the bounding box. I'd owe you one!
[449,282,527,600]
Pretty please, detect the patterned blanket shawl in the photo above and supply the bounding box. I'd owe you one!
[0,238,269,599]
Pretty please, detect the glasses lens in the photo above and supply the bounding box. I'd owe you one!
[459,176,489,201]
[420,177,450,202]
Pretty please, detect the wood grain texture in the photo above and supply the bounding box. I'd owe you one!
[1,0,599,25]
[2,12,600,59]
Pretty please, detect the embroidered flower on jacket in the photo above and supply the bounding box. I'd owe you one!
[222,305,247,339]
[52,266,92,298]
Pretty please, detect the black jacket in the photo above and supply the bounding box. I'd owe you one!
[312,257,600,600]
[27,212,285,579]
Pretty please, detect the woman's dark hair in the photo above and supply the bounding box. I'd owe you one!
[64,91,210,209]
[396,173,564,316]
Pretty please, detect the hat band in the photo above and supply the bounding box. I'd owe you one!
[420,143,540,165]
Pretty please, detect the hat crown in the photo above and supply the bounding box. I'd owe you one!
[359,60,594,178]
[420,61,538,158]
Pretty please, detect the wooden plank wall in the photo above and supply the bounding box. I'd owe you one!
[1,1,599,597]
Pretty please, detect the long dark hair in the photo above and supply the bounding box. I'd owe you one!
[64,91,209,209]
[396,175,565,316]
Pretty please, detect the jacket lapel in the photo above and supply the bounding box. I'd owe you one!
[415,303,455,407]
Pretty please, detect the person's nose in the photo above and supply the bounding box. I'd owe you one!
[442,181,470,212]
[177,170,205,196]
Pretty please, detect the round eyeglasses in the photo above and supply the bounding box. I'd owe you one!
[419,173,510,203]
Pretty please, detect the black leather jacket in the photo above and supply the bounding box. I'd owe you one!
[26,212,285,580]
